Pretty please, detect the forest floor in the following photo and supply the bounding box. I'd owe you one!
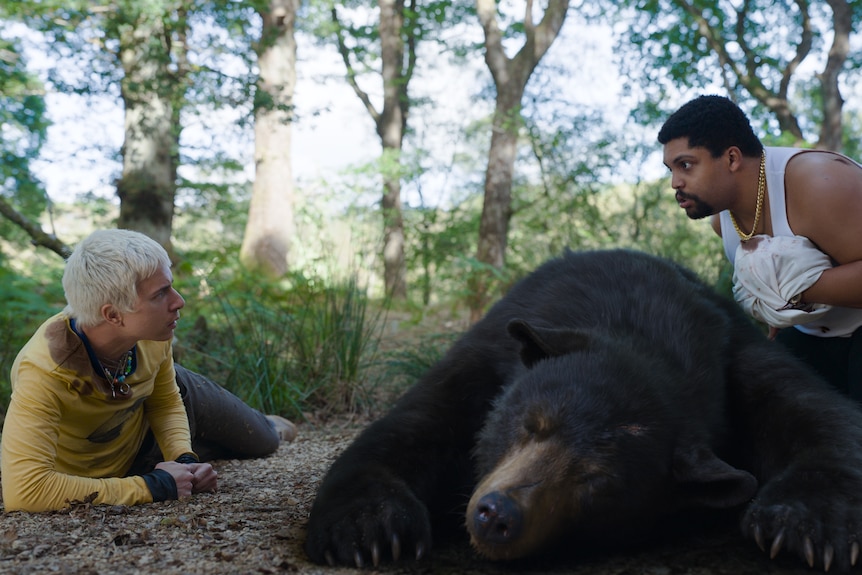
[0,421,821,575]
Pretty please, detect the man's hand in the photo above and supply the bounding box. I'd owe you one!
[155,461,196,498]
[153,461,218,498]
[187,462,218,493]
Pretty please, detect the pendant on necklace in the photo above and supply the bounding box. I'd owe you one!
[109,375,132,398]
[103,351,133,398]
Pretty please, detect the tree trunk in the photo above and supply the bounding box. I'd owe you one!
[817,0,851,152]
[470,0,570,320]
[377,0,408,299]
[476,96,520,271]
[332,0,413,299]
[674,0,847,150]
[240,0,299,277]
[116,12,182,254]
[381,157,407,299]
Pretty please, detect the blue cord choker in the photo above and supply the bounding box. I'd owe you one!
[70,317,136,399]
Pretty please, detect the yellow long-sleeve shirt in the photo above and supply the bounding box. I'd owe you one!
[1,313,193,512]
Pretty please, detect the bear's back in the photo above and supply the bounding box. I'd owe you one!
[490,249,745,341]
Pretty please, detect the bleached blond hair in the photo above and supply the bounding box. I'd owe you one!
[62,229,172,328]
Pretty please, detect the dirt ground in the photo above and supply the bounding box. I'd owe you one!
[0,423,823,575]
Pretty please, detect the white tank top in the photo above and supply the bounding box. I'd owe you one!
[719,146,862,337]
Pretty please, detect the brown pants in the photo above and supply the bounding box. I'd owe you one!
[128,365,279,474]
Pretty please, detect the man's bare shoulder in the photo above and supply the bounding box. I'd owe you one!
[785,149,862,182]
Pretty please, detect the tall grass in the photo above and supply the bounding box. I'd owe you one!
[381,331,458,389]
[176,273,386,420]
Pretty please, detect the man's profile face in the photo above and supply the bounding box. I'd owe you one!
[662,138,719,220]
[123,265,185,342]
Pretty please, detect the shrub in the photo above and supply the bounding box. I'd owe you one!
[175,271,386,420]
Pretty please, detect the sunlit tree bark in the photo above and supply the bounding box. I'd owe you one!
[332,0,416,299]
[240,0,299,276]
[115,2,189,254]
[469,0,569,320]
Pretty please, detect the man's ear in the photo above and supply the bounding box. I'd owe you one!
[100,304,123,326]
[725,146,744,173]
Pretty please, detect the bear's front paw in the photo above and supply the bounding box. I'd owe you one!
[742,498,861,572]
[304,483,432,568]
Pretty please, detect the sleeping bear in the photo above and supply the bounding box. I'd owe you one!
[304,249,862,572]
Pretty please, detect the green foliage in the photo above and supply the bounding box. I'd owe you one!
[0,263,66,417]
[5,0,263,217]
[0,33,49,221]
[380,330,459,392]
[506,177,725,284]
[174,268,386,420]
[3,0,861,425]
[0,210,388,423]
[613,0,862,146]
[843,106,862,160]
[172,201,388,419]
[403,202,480,307]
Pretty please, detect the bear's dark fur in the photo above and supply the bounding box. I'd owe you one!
[305,249,862,571]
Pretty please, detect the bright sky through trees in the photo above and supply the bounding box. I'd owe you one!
[13,15,632,207]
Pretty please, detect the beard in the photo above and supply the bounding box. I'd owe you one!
[675,191,714,220]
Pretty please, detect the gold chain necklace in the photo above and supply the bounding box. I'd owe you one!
[730,150,766,242]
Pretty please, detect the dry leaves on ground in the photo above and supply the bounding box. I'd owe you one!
[0,426,360,575]
[0,423,816,575]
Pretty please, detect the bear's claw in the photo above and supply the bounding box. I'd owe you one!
[304,472,434,568]
[366,536,401,567]
[390,533,401,562]
[753,523,764,552]
[823,542,834,572]
[802,536,814,568]
[769,528,784,559]
[743,502,862,572]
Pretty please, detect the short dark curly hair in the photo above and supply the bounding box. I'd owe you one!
[658,95,763,158]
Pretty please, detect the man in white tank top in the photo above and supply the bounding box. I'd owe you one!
[658,95,862,400]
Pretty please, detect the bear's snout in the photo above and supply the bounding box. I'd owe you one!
[472,491,524,544]
[466,440,572,560]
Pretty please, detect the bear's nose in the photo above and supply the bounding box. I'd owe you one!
[472,491,523,544]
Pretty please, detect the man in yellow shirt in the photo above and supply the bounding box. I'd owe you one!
[1,229,296,512]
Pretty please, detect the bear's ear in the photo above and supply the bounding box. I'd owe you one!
[671,445,758,509]
[507,319,591,368]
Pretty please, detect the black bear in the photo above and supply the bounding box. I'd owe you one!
[304,249,862,572]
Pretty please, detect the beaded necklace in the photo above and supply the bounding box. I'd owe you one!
[100,351,133,398]
[69,318,135,399]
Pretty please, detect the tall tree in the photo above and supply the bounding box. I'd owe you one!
[113,1,190,254]
[1,1,193,253]
[3,1,283,260]
[619,0,859,150]
[469,0,570,320]
[818,0,854,151]
[0,32,71,258]
[240,0,300,276]
[329,0,416,299]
